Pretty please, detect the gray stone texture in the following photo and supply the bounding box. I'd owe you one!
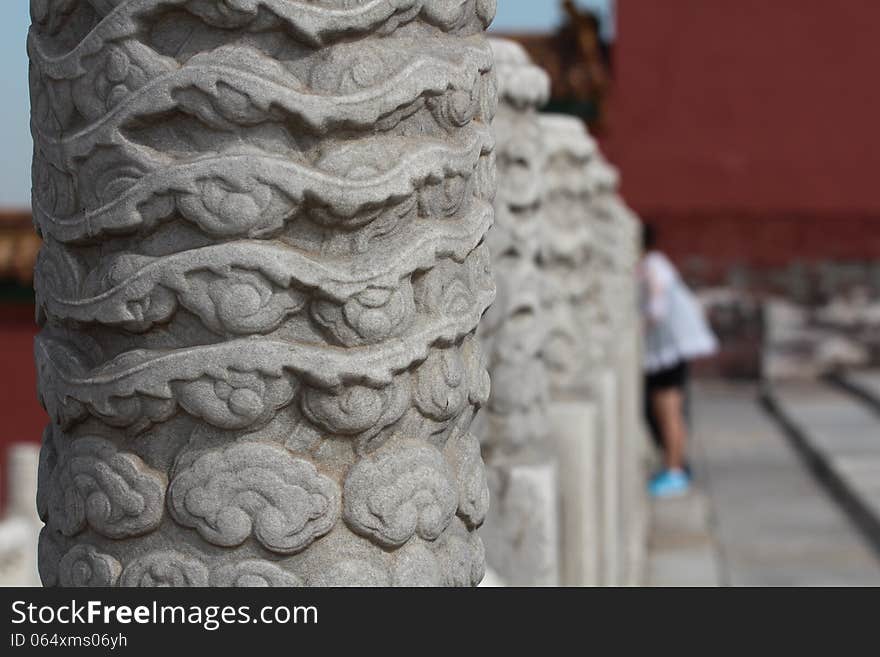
[0,445,42,586]
[30,0,498,587]
[479,38,550,458]
[584,145,647,587]
[548,400,600,585]
[539,113,646,586]
[481,458,559,586]
[477,38,559,586]
[579,128,647,587]
[769,380,880,540]
[680,382,880,586]
[537,114,596,400]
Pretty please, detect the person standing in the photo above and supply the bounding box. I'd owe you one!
[639,225,718,497]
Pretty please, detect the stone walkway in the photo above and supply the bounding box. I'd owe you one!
[647,381,880,586]
[835,369,880,417]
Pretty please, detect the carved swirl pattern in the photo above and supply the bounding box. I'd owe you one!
[479,39,551,453]
[476,39,560,587]
[343,442,458,547]
[42,432,166,539]
[583,150,642,348]
[33,0,495,586]
[119,551,209,587]
[168,442,340,554]
[209,560,304,587]
[538,114,641,379]
[537,113,600,394]
[58,545,122,587]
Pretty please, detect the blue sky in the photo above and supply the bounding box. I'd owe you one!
[492,0,614,37]
[0,1,612,208]
[1,2,34,208]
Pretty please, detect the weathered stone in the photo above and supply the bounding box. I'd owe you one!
[8,444,41,525]
[538,114,602,585]
[478,38,559,586]
[582,132,647,587]
[31,0,497,587]
[549,401,600,586]
[583,148,647,586]
[480,38,550,457]
[539,113,647,586]
[618,325,650,585]
[0,445,42,587]
[480,458,560,587]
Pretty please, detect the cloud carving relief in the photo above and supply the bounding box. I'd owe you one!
[45,436,166,539]
[343,443,458,547]
[168,442,340,554]
[33,0,495,586]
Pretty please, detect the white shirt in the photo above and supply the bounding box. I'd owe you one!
[639,251,718,373]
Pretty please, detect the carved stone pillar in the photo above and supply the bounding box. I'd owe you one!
[537,116,595,396]
[477,39,558,587]
[584,152,647,586]
[538,113,608,586]
[31,0,497,587]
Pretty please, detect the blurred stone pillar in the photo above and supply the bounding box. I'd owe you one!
[539,115,648,587]
[0,444,42,586]
[8,444,41,525]
[585,153,648,586]
[477,39,559,587]
[30,0,497,587]
[538,114,605,586]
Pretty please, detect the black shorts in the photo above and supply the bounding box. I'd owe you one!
[646,361,689,391]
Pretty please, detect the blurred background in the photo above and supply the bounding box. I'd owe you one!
[3,1,880,585]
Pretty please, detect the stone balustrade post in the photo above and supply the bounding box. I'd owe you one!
[0,444,42,586]
[477,38,559,587]
[538,114,647,587]
[30,0,497,587]
[537,114,606,586]
[584,153,648,586]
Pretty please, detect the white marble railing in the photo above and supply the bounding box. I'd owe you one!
[482,41,649,587]
[0,444,41,586]
[477,38,559,587]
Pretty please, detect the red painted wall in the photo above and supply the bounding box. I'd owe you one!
[0,306,43,437]
[0,305,45,509]
[603,0,880,275]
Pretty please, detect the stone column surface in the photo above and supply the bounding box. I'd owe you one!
[0,445,42,586]
[30,0,498,587]
[584,153,647,586]
[536,113,601,586]
[548,401,599,586]
[477,38,559,586]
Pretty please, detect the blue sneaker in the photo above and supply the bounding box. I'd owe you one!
[649,469,690,498]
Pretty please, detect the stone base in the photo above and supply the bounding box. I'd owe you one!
[549,400,600,586]
[615,328,649,586]
[0,444,41,587]
[481,455,560,587]
[591,370,621,586]
[477,566,507,587]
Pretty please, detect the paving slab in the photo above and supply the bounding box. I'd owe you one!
[834,369,880,416]
[765,380,880,553]
[646,491,721,587]
[691,381,880,586]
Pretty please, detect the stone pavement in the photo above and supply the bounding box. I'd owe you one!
[647,381,880,586]
[834,369,880,416]
[646,490,721,586]
[765,375,880,554]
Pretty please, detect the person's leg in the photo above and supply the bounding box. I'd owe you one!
[652,386,687,472]
[644,375,663,449]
